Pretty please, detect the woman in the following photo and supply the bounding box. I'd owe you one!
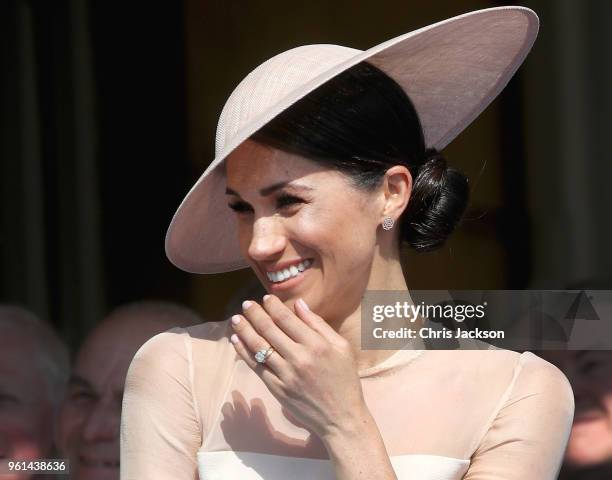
[120,7,574,480]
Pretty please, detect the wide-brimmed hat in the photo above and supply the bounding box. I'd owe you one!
[166,6,538,274]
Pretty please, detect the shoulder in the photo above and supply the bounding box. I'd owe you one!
[128,319,234,375]
[472,344,572,382]
[475,347,574,401]
[450,347,574,414]
[513,351,575,405]
[181,318,233,343]
[478,349,576,425]
[466,350,575,448]
[465,352,576,478]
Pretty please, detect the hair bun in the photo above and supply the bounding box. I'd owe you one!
[420,148,448,180]
[401,149,469,251]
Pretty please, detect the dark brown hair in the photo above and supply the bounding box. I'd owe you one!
[251,61,469,251]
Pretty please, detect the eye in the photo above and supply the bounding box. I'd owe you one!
[276,194,303,209]
[580,359,602,375]
[70,389,97,403]
[227,194,304,214]
[227,201,253,213]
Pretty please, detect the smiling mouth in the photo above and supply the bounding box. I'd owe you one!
[266,259,313,283]
[79,455,119,469]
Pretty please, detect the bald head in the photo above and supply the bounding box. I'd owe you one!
[57,300,203,480]
[78,300,203,363]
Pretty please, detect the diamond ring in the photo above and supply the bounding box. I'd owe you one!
[254,346,275,364]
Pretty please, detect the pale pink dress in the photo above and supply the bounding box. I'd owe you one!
[120,319,574,479]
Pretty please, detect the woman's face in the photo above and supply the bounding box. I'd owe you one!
[225,139,384,321]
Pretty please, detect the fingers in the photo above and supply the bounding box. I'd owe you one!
[238,295,340,352]
[242,299,299,358]
[229,331,283,396]
[230,314,283,375]
[294,297,345,346]
[262,295,321,346]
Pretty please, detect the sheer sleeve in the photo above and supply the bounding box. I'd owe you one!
[463,352,575,480]
[120,327,201,480]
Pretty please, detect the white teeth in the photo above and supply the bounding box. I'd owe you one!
[266,259,312,283]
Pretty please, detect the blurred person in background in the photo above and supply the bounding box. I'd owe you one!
[544,281,612,480]
[543,350,612,480]
[55,300,203,480]
[0,305,70,480]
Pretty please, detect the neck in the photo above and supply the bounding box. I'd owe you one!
[326,247,413,373]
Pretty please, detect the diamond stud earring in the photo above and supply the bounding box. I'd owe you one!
[382,216,394,230]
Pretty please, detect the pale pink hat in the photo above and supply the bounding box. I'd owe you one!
[166,6,539,274]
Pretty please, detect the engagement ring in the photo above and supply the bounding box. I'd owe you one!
[254,346,275,364]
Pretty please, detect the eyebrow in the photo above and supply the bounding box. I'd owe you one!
[225,181,313,198]
[68,375,124,400]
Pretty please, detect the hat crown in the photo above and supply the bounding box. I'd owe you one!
[215,44,360,157]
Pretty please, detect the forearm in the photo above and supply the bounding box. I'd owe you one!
[322,407,398,480]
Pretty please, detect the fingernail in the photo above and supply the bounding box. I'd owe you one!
[242,300,252,310]
[230,334,239,344]
[297,298,310,312]
[231,315,241,325]
[263,294,271,302]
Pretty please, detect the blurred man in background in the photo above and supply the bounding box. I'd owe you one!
[0,305,70,479]
[544,350,612,480]
[55,300,202,480]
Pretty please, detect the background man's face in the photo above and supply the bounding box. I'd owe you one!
[56,313,183,480]
[0,336,55,480]
[56,317,155,480]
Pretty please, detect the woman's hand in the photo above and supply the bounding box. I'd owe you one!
[229,294,367,441]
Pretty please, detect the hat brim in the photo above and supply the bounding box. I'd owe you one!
[166,6,538,274]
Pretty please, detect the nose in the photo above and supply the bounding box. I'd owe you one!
[81,400,119,442]
[247,216,287,262]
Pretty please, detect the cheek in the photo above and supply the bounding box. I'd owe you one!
[299,203,376,266]
[58,403,88,445]
[333,207,377,255]
[296,206,335,242]
[236,220,253,253]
